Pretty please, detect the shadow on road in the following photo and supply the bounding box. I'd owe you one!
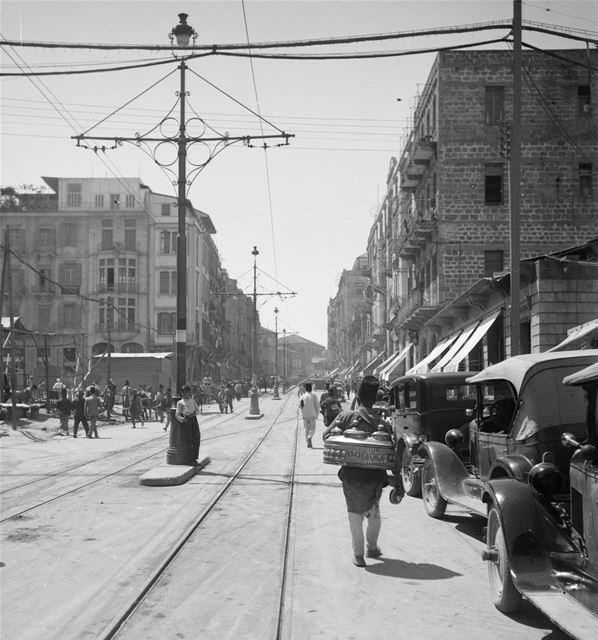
[442,513,486,541]
[365,557,462,580]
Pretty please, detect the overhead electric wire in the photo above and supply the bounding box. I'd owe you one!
[520,40,598,72]
[241,0,280,284]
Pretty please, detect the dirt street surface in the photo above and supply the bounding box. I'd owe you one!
[1,393,574,640]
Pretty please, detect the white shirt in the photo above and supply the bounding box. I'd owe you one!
[299,391,320,419]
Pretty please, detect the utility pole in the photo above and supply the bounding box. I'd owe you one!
[273,307,280,399]
[282,329,287,392]
[5,231,18,429]
[73,13,292,464]
[509,0,522,356]
[0,229,6,404]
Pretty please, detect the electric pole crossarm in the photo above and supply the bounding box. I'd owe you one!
[72,133,294,144]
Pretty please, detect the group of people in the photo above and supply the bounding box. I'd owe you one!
[54,385,103,438]
[299,375,400,569]
[120,381,174,430]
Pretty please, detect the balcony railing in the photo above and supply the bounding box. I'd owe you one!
[395,281,442,329]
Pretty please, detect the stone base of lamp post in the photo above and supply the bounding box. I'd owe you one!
[245,386,263,420]
[165,404,197,464]
[273,383,280,399]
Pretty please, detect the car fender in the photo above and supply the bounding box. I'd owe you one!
[397,430,419,456]
[420,441,469,502]
[490,454,533,482]
[485,478,579,593]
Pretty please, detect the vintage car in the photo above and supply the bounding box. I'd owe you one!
[419,350,598,519]
[482,359,598,639]
[389,372,476,497]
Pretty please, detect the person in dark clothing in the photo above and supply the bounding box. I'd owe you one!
[56,388,72,436]
[320,386,342,426]
[72,390,89,438]
[323,375,394,567]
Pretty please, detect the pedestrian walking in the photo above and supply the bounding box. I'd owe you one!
[129,389,144,428]
[175,385,201,464]
[84,387,102,439]
[322,375,394,568]
[345,381,351,400]
[153,384,165,422]
[103,379,116,420]
[224,384,234,413]
[72,389,89,437]
[320,385,342,427]
[121,380,132,421]
[234,382,242,402]
[299,382,319,448]
[162,388,173,431]
[56,388,72,435]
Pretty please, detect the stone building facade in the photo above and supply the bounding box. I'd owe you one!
[0,176,255,387]
[329,48,598,377]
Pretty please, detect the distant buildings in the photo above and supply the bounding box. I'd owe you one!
[328,48,598,379]
[1,176,257,387]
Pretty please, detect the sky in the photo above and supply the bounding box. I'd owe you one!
[1,0,597,346]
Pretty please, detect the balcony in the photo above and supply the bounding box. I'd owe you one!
[395,283,441,330]
[396,206,436,260]
[412,138,437,165]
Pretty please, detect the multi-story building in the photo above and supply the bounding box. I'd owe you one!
[328,49,597,377]
[0,176,252,386]
[221,272,252,381]
[327,255,370,371]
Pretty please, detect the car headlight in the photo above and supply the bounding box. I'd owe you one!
[445,428,464,448]
[528,462,561,497]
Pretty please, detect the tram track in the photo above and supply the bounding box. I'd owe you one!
[100,392,300,640]
[0,404,257,523]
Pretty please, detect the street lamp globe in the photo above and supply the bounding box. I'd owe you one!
[170,13,197,48]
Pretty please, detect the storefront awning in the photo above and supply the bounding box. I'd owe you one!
[548,318,598,351]
[441,309,501,372]
[374,352,399,376]
[345,359,360,377]
[380,343,413,382]
[430,323,480,372]
[361,351,386,376]
[327,367,340,377]
[404,335,457,375]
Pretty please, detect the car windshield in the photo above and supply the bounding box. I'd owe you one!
[512,365,589,441]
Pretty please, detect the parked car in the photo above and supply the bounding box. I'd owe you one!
[482,358,598,639]
[389,372,476,497]
[419,350,598,519]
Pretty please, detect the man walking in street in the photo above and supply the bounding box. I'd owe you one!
[56,388,72,436]
[299,382,319,448]
[85,387,102,438]
[322,375,396,568]
[162,388,173,432]
[72,389,89,438]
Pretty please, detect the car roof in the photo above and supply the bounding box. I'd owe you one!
[563,360,598,386]
[466,350,598,392]
[390,371,473,386]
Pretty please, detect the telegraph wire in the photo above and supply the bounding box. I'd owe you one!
[520,40,598,72]
[240,0,280,287]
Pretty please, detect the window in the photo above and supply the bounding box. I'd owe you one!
[11,268,25,293]
[95,194,104,208]
[158,312,176,334]
[579,163,593,200]
[39,228,54,250]
[161,203,172,216]
[125,194,135,208]
[60,262,82,293]
[62,303,79,328]
[8,227,24,251]
[110,194,120,209]
[485,86,504,125]
[485,163,504,204]
[578,85,592,116]
[66,183,81,207]
[39,267,52,292]
[160,230,177,254]
[37,346,50,364]
[115,297,136,331]
[101,219,113,250]
[38,306,51,329]
[63,222,77,247]
[159,271,176,294]
[484,250,504,277]
[117,258,136,291]
[63,348,76,363]
[99,258,115,292]
[124,219,136,250]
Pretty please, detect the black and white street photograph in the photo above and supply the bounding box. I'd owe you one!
[1,1,597,638]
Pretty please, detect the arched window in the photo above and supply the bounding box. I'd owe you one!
[122,342,143,353]
[92,342,114,355]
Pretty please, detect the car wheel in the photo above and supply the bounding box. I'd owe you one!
[421,458,447,518]
[401,447,422,497]
[486,506,522,613]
